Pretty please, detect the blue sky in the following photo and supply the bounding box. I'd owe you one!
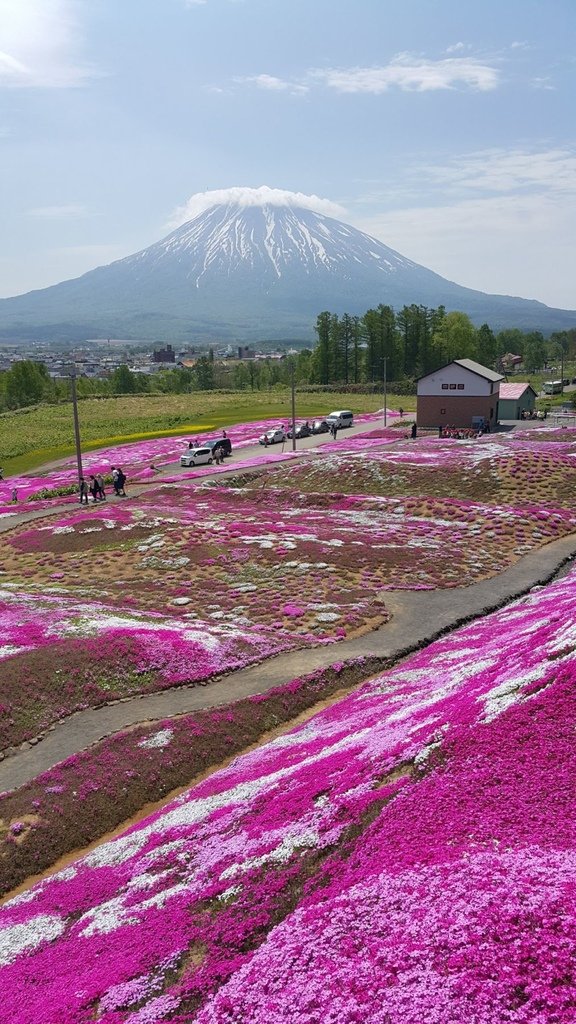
[1,0,575,309]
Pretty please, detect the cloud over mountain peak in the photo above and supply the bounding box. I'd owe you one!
[169,186,346,229]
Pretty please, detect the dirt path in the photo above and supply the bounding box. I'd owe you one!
[1,530,575,793]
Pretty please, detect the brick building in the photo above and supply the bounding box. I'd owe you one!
[417,359,504,430]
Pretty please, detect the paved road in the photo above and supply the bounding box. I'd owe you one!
[152,414,401,479]
[0,415,406,531]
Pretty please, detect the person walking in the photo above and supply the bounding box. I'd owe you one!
[79,478,89,504]
[11,487,18,503]
[88,475,100,502]
[411,422,417,440]
[111,466,120,496]
[116,468,127,496]
[96,473,106,500]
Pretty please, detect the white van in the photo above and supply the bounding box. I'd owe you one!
[326,410,354,429]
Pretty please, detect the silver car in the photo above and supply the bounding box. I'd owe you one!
[180,446,214,467]
[258,428,286,445]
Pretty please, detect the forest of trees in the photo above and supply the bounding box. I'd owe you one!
[1,306,576,411]
[313,304,576,385]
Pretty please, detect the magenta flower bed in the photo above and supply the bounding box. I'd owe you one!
[3,570,576,1021]
[3,412,392,501]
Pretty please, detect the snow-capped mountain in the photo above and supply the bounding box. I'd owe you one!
[1,187,575,342]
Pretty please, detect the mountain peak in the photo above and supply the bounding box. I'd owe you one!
[1,190,576,343]
[169,186,346,229]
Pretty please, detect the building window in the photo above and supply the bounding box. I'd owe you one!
[440,408,446,415]
[457,383,464,390]
[441,383,449,389]
[449,383,457,390]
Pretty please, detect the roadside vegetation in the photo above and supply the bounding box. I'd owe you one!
[0,390,412,474]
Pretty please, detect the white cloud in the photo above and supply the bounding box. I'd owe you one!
[237,73,308,96]
[354,192,576,308]
[168,186,346,228]
[310,54,500,93]
[0,0,94,88]
[419,147,576,196]
[446,42,470,54]
[27,203,88,218]
[351,147,576,309]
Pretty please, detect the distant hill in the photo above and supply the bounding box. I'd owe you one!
[1,189,575,342]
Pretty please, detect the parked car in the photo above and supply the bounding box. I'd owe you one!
[310,418,329,434]
[180,446,214,467]
[286,423,311,439]
[258,428,286,445]
[206,437,232,457]
[326,410,354,429]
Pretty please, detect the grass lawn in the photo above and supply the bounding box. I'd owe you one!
[1,390,414,474]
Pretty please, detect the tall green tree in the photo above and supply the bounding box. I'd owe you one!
[431,311,477,366]
[523,331,546,373]
[315,311,331,384]
[476,323,497,368]
[5,360,50,408]
[111,364,137,393]
[193,356,215,391]
[495,328,525,360]
[363,305,398,381]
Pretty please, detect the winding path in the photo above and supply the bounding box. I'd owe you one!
[1,531,575,793]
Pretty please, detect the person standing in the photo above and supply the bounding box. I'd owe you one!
[411,422,417,440]
[116,468,127,496]
[96,473,106,500]
[88,475,99,502]
[111,466,120,495]
[79,478,89,504]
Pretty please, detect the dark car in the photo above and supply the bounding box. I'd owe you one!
[207,438,232,457]
[286,423,311,439]
[310,419,329,434]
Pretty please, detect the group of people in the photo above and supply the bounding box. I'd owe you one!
[440,425,485,440]
[521,409,546,420]
[78,467,127,505]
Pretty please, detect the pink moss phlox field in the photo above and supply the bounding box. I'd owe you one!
[2,413,391,500]
[4,570,576,1021]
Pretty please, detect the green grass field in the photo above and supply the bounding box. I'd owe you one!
[1,390,414,474]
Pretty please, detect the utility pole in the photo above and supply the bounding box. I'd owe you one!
[69,363,84,490]
[383,355,388,429]
[290,358,297,451]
